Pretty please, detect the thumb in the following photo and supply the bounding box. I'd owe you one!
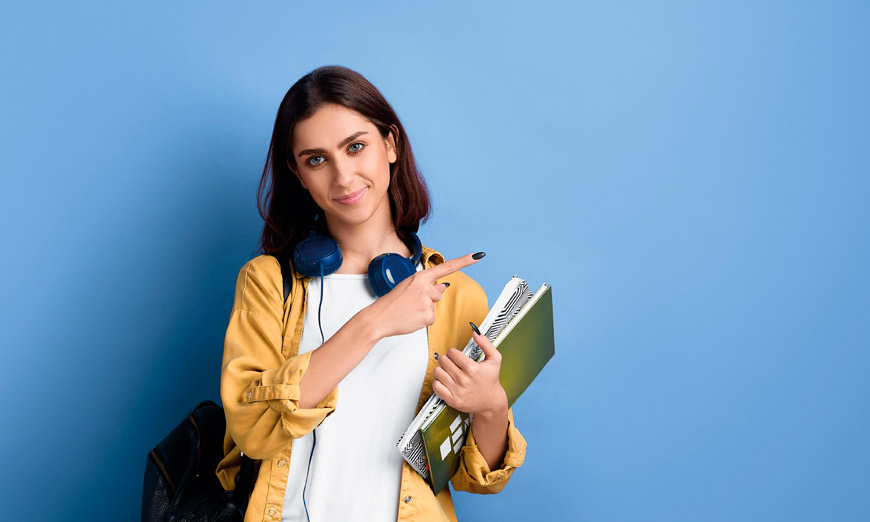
[470,322,500,362]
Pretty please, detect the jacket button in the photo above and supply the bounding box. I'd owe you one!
[278,459,286,467]
[404,495,412,503]
[245,390,252,400]
[268,507,277,516]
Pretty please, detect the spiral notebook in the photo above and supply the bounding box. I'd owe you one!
[396,276,555,494]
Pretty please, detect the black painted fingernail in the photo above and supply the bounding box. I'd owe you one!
[433,353,440,360]
[472,252,486,260]
[443,282,450,289]
[469,322,481,335]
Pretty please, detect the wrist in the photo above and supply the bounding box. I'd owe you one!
[351,306,383,345]
[473,388,508,420]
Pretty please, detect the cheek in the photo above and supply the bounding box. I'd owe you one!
[367,150,393,181]
[299,174,329,202]
[348,153,387,185]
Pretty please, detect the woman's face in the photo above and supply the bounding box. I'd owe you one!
[291,103,397,233]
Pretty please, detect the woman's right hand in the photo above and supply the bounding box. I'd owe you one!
[363,253,482,339]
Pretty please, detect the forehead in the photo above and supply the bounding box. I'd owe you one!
[292,104,378,151]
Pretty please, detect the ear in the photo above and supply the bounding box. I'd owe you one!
[386,125,399,164]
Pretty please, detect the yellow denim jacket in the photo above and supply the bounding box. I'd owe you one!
[216,247,527,522]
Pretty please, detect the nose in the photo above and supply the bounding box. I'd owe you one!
[332,155,354,188]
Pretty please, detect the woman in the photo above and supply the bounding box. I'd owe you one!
[216,65,526,522]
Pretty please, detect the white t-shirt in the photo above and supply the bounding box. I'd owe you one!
[282,270,429,521]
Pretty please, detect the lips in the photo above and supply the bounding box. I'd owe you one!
[334,187,367,205]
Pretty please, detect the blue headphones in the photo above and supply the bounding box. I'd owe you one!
[292,229,423,297]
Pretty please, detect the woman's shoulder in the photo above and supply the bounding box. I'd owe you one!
[231,254,284,311]
[236,254,282,282]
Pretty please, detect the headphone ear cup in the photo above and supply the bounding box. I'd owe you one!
[368,253,416,297]
[293,235,343,278]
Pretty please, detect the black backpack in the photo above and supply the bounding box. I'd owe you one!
[141,400,256,522]
[141,258,293,522]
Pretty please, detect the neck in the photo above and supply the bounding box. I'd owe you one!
[325,217,411,275]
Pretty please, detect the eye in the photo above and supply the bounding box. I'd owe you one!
[348,142,365,154]
[306,155,325,167]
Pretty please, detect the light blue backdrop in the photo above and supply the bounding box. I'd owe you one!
[1,1,868,520]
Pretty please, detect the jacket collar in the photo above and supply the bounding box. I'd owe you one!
[420,245,444,267]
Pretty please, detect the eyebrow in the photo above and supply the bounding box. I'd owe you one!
[296,131,369,157]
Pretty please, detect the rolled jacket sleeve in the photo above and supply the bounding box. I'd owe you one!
[449,408,527,494]
[220,258,337,461]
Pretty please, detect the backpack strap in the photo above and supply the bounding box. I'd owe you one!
[279,257,292,304]
[228,454,256,512]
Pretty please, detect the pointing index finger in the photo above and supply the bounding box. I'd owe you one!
[422,252,483,281]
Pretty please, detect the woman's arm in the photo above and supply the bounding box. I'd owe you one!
[294,253,484,408]
[223,254,482,458]
[222,257,449,456]
[467,399,509,470]
[435,324,527,494]
[221,258,336,459]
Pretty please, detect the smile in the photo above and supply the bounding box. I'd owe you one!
[334,187,367,206]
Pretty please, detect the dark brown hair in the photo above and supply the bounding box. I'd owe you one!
[257,65,431,263]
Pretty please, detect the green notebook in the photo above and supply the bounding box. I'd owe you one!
[397,278,555,494]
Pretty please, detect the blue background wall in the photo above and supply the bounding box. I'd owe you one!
[1,1,868,520]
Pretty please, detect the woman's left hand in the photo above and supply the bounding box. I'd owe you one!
[433,323,508,416]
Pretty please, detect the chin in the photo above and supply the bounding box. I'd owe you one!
[326,206,376,228]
